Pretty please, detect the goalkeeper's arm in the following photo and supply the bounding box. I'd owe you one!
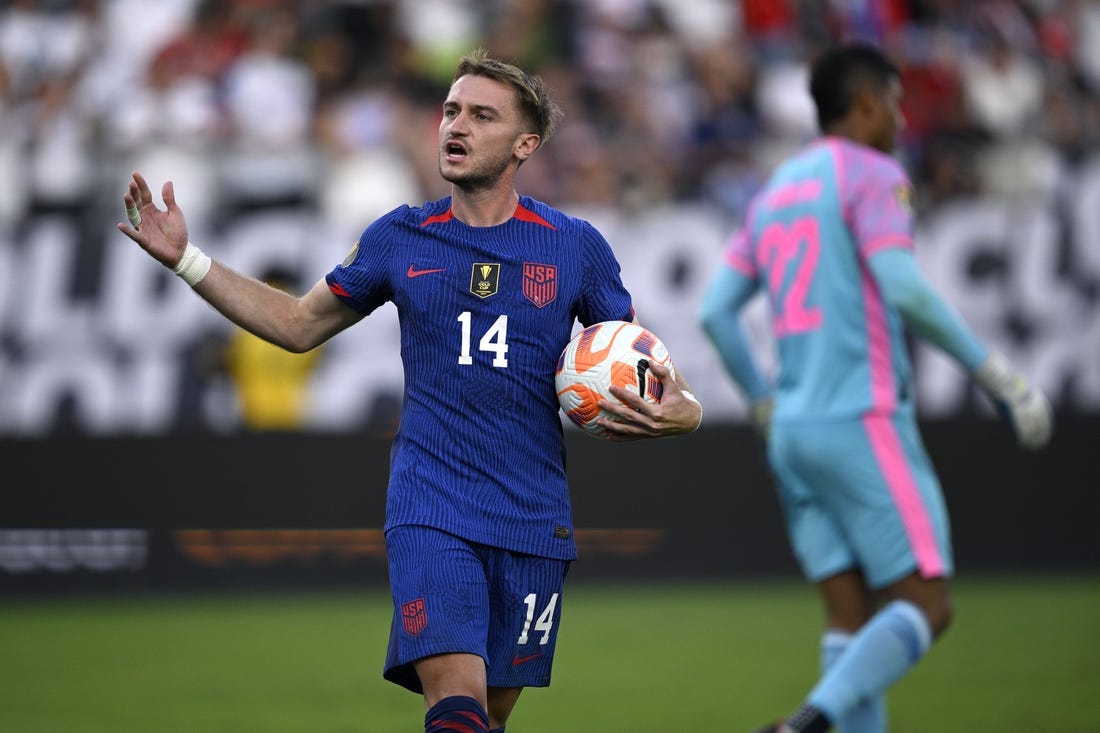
[698,263,773,438]
[868,248,1052,449]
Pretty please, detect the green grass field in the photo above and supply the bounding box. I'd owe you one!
[2,575,1097,732]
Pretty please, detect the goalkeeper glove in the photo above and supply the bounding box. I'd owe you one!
[973,352,1053,450]
[749,397,773,441]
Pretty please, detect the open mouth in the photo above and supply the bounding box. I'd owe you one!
[445,141,467,161]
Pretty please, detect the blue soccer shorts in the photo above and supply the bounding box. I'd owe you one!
[383,524,571,693]
[767,411,954,590]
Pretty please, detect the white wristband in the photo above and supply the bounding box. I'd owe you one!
[681,390,702,431]
[172,241,212,287]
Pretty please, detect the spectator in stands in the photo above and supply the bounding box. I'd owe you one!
[219,3,321,213]
[222,265,324,431]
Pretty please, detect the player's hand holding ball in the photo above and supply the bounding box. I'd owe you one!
[555,321,701,441]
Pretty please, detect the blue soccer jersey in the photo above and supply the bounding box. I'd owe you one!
[325,196,634,560]
[726,137,917,420]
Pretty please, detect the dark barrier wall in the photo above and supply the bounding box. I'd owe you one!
[2,418,1097,592]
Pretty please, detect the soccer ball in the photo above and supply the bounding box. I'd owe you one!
[555,320,673,439]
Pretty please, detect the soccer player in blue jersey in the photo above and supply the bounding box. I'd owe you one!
[119,49,701,732]
[697,42,1052,733]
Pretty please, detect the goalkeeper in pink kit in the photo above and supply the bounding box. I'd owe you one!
[698,42,1052,733]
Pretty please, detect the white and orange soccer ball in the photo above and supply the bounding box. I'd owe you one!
[555,320,673,439]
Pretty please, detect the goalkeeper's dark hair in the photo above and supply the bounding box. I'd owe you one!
[453,48,564,149]
[809,41,900,132]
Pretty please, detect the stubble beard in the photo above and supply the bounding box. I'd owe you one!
[439,147,514,193]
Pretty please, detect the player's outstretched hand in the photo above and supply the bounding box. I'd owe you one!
[973,352,1053,450]
[116,171,190,270]
[598,361,702,442]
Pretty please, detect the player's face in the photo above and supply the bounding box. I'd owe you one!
[870,77,905,153]
[438,74,531,188]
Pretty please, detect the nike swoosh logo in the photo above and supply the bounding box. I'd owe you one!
[407,265,446,278]
[512,652,542,667]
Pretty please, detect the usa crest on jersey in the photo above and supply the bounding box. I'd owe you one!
[523,262,557,308]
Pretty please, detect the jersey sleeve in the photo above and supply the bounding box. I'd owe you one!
[845,151,915,258]
[868,247,988,370]
[575,222,635,326]
[324,210,400,315]
[698,262,771,402]
[722,204,760,279]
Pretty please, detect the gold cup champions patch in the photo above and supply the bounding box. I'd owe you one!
[469,263,500,298]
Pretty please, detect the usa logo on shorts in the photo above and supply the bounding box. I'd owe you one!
[401,598,427,636]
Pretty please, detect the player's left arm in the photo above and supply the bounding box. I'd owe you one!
[698,262,772,437]
[596,317,702,441]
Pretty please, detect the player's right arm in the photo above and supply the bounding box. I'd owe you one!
[192,267,361,353]
[869,246,1052,449]
[868,247,987,369]
[118,171,361,353]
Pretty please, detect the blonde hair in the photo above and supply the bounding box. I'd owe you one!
[453,48,563,146]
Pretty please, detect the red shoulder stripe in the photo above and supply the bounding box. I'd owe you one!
[420,209,454,227]
[513,203,557,229]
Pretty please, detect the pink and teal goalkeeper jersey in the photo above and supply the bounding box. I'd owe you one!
[726,137,920,420]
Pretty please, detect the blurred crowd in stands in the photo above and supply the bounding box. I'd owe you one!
[1,0,1098,239]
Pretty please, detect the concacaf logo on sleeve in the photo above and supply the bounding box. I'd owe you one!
[342,242,359,267]
[894,183,914,213]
